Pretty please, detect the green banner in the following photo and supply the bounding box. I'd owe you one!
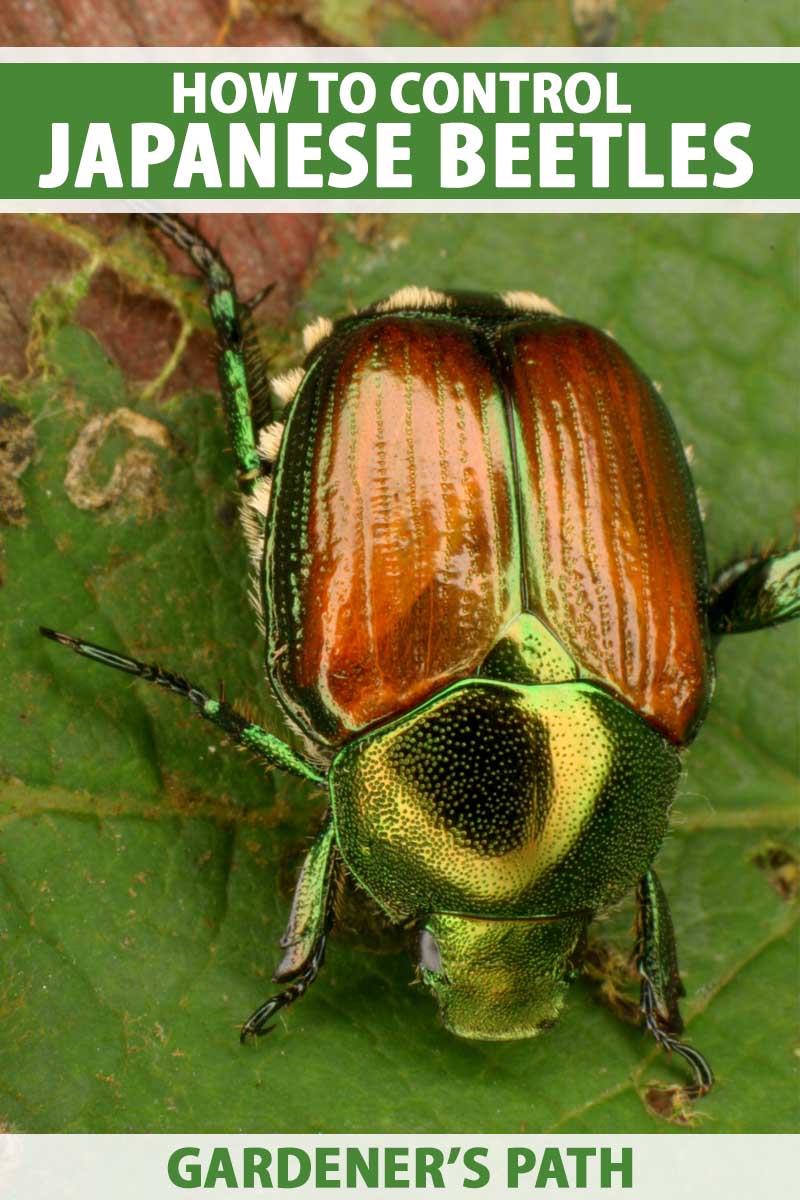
[0,60,797,201]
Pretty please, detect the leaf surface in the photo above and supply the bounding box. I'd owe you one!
[1,0,799,1134]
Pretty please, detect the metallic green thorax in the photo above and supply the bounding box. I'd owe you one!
[329,678,679,923]
[328,672,679,1040]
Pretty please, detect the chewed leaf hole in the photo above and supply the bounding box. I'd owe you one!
[750,844,800,903]
[644,1083,705,1126]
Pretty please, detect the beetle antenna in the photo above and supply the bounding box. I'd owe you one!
[240,933,328,1042]
[39,627,324,785]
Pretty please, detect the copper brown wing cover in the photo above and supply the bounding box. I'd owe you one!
[265,309,712,750]
[265,314,521,746]
[498,317,711,745]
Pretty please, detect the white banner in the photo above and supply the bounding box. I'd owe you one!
[0,1134,797,1199]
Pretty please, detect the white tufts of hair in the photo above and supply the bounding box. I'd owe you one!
[302,315,334,353]
[239,477,273,632]
[240,499,266,564]
[250,475,273,518]
[270,366,305,409]
[376,286,451,313]
[500,290,562,316]
[247,579,266,635]
[695,487,709,523]
[257,422,285,465]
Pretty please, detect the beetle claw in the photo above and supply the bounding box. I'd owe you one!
[661,1035,714,1099]
[240,998,284,1042]
[240,939,327,1044]
[643,1012,713,1098]
[239,1017,277,1043]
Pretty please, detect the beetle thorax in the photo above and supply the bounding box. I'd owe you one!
[328,677,679,923]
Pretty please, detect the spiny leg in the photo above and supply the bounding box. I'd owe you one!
[240,814,340,1041]
[40,627,323,785]
[143,214,275,495]
[144,214,286,627]
[636,870,713,1097]
[709,548,800,635]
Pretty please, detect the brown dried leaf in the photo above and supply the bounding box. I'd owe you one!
[751,844,800,903]
[150,214,326,323]
[0,402,36,526]
[0,0,326,48]
[0,217,86,379]
[401,0,500,39]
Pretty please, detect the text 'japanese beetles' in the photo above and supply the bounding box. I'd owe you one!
[42,215,800,1098]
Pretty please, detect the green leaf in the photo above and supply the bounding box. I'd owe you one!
[2,0,799,1126]
[1,207,797,1135]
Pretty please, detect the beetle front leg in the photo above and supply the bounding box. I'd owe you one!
[240,814,340,1041]
[40,627,323,784]
[709,548,800,635]
[144,214,274,496]
[636,870,713,1097]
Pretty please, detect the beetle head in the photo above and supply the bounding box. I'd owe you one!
[418,913,586,1041]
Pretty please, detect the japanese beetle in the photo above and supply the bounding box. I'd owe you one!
[42,215,800,1097]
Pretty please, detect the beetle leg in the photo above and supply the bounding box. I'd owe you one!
[144,213,274,494]
[241,815,339,1041]
[636,870,713,1097]
[39,627,323,784]
[709,547,800,635]
[274,813,339,980]
[239,935,328,1042]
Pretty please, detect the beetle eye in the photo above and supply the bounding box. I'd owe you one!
[419,929,443,974]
